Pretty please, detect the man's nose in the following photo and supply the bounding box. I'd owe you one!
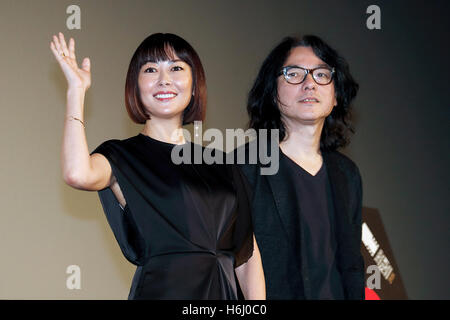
[302,72,316,90]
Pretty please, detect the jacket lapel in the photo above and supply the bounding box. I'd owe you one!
[264,160,298,243]
[322,152,353,239]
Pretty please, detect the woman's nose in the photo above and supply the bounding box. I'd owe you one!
[158,70,171,85]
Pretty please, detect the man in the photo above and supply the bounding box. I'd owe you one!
[238,35,364,299]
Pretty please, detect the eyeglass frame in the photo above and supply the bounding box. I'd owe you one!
[279,65,336,85]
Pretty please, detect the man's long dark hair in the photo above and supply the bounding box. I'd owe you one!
[247,35,359,151]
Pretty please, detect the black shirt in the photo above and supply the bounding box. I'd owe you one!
[280,149,344,299]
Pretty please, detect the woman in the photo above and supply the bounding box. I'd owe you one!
[50,32,265,300]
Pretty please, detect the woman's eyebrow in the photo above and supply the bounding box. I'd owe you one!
[143,59,184,65]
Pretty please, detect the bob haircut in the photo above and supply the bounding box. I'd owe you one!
[247,35,359,151]
[125,33,206,125]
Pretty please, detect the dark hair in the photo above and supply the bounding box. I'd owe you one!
[247,35,359,151]
[125,33,206,125]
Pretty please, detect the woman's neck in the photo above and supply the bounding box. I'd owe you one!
[141,116,186,145]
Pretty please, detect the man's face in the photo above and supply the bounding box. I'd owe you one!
[277,46,337,126]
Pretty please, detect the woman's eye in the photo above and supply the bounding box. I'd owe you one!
[144,67,157,73]
[171,66,184,71]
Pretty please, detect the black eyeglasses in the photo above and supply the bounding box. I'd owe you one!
[280,65,335,85]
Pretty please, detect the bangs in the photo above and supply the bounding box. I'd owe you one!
[137,42,177,68]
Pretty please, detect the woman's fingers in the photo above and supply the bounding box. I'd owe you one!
[49,41,60,59]
[50,40,67,65]
[69,37,76,60]
[52,34,63,56]
[51,34,68,61]
[51,33,77,66]
[81,57,90,73]
[58,32,70,57]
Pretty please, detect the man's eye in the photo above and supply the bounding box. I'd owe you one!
[316,72,329,78]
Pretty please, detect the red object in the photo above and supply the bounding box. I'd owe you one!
[365,287,381,300]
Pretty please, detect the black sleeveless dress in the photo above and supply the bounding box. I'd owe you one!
[90,133,253,300]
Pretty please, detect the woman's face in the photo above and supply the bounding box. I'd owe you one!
[277,46,337,126]
[138,52,193,121]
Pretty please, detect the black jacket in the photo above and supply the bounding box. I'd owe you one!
[238,143,365,300]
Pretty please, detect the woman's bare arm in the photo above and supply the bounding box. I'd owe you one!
[235,235,266,300]
[51,32,111,191]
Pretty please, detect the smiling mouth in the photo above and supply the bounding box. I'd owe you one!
[299,97,319,103]
[154,93,177,101]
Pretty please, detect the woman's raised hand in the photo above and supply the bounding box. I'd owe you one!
[50,32,91,91]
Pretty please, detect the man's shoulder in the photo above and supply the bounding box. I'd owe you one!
[228,140,258,164]
[227,141,259,183]
[323,149,361,180]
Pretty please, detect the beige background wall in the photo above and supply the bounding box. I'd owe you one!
[1,0,449,299]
